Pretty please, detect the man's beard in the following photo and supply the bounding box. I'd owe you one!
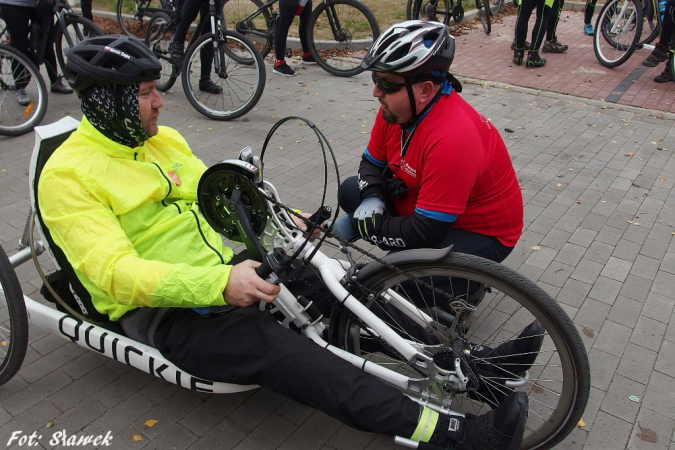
[380,102,397,124]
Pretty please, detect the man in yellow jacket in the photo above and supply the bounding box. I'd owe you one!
[39,35,529,450]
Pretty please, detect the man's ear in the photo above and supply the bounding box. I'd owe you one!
[417,81,437,103]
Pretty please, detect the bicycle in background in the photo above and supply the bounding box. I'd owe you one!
[406,0,491,35]
[116,0,176,36]
[222,0,380,77]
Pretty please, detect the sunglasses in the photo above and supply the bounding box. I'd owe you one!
[371,72,420,94]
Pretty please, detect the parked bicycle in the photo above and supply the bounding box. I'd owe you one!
[223,0,380,77]
[0,43,48,136]
[2,114,590,450]
[593,0,671,67]
[117,0,175,36]
[406,0,491,34]
[145,0,266,120]
[405,0,464,25]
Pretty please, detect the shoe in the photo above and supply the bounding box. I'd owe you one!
[170,41,184,69]
[273,61,295,76]
[510,39,530,50]
[472,320,544,377]
[428,392,528,450]
[301,53,317,65]
[654,63,673,82]
[513,48,525,65]
[583,23,594,35]
[16,89,30,106]
[50,79,73,94]
[198,79,222,93]
[642,45,668,67]
[526,52,546,67]
[542,39,568,53]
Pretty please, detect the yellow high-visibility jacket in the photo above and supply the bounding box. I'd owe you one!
[38,117,232,321]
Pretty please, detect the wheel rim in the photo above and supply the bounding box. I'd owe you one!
[0,47,46,135]
[340,262,586,450]
[594,0,641,65]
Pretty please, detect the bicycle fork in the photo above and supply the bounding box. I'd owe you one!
[209,0,228,79]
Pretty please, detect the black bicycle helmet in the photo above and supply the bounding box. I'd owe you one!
[361,20,455,79]
[65,35,162,92]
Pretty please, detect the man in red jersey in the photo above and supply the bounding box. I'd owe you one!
[331,20,523,264]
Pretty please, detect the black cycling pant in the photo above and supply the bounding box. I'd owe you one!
[584,0,597,25]
[546,0,564,41]
[0,4,59,86]
[339,176,513,264]
[274,0,312,60]
[659,0,675,47]
[80,0,93,20]
[514,0,551,52]
[172,0,213,80]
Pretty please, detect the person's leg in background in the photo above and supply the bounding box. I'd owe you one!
[513,0,537,64]
[526,0,552,67]
[654,0,675,81]
[583,0,597,35]
[80,0,93,20]
[44,19,73,93]
[170,0,202,68]
[273,0,299,76]
[542,0,569,53]
[297,0,315,64]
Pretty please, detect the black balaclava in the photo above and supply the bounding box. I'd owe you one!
[79,83,151,148]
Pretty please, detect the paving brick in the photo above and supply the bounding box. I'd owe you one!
[557,278,593,309]
[233,413,296,450]
[642,372,675,421]
[180,394,247,438]
[49,365,119,412]
[582,411,632,450]
[279,411,341,450]
[600,374,645,423]
[631,316,668,351]
[631,254,663,281]
[652,271,675,299]
[133,389,202,440]
[2,371,73,416]
[587,276,623,305]
[592,320,633,358]
[641,292,675,324]
[627,407,674,450]
[228,388,287,433]
[570,258,605,285]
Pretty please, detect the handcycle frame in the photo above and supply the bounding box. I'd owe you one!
[1,116,590,450]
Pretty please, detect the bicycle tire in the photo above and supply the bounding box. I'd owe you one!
[488,0,504,15]
[331,252,590,450]
[118,0,170,36]
[0,44,48,136]
[181,30,265,120]
[145,12,178,91]
[479,0,492,34]
[0,245,29,386]
[406,0,452,25]
[54,15,104,78]
[307,0,380,77]
[222,0,273,59]
[594,0,643,67]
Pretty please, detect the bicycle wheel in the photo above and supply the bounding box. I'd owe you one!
[181,30,265,120]
[222,0,273,59]
[331,252,590,450]
[488,0,504,15]
[118,0,169,37]
[406,0,452,25]
[0,245,29,386]
[638,0,660,45]
[54,15,104,78]
[478,0,492,34]
[145,12,179,91]
[594,0,643,67]
[307,0,380,77]
[0,44,48,136]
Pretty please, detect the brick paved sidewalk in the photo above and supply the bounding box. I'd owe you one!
[1,53,675,449]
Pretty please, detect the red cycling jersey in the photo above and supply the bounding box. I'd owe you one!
[366,91,523,247]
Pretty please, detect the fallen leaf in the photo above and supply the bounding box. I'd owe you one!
[626,152,634,156]
[1,341,6,346]
[578,418,586,427]
[145,420,158,428]
[556,183,562,187]
[531,246,541,251]
[133,435,143,442]
[636,422,658,443]
[279,147,284,150]
[46,422,53,428]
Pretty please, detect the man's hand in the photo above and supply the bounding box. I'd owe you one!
[224,260,281,307]
[353,197,385,239]
[326,215,359,242]
[292,212,322,241]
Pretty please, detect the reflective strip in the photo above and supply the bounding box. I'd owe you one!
[410,406,440,442]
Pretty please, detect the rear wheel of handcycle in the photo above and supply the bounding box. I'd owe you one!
[145,12,178,91]
[405,0,452,25]
[222,0,274,60]
[0,245,28,386]
[307,0,380,77]
[55,16,104,78]
[479,0,492,34]
[181,30,265,120]
[331,252,590,450]
[0,44,48,136]
[594,0,643,67]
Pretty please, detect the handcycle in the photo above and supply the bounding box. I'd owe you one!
[593,0,673,68]
[0,44,48,136]
[222,0,380,77]
[144,0,266,120]
[1,115,590,449]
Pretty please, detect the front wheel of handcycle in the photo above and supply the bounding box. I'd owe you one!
[307,0,381,77]
[0,245,29,386]
[405,0,452,25]
[594,0,643,67]
[478,0,492,34]
[181,31,265,120]
[0,43,48,136]
[145,12,178,91]
[330,252,590,450]
[55,16,104,78]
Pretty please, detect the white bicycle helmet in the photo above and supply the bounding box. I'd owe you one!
[361,20,455,78]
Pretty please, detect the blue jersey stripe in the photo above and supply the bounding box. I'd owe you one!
[415,208,458,222]
[364,148,388,167]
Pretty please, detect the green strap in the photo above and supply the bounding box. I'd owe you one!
[410,407,440,442]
